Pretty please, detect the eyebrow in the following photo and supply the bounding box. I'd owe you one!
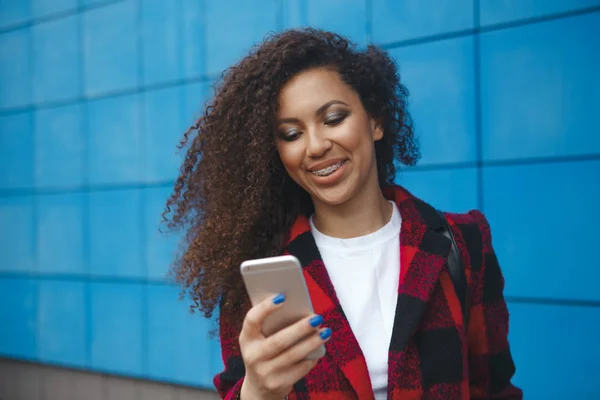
[277,100,349,125]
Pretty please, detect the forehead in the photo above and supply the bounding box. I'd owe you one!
[277,68,358,115]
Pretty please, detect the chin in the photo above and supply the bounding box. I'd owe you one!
[307,184,356,207]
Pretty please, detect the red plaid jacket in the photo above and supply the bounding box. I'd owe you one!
[214,186,522,399]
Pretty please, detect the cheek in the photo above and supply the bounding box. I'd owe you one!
[276,142,304,173]
[339,120,372,154]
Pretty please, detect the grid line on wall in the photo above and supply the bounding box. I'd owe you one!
[0,74,216,116]
[0,180,177,197]
[26,0,41,365]
[473,0,484,211]
[276,0,284,32]
[0,0,127,35]
[1,153,599,198]
[379,5,600,50]
[136,0,150,378]
[77,0,93,370]
[2,269,600,310]
[0,271,176,285]
[365,0,373,44]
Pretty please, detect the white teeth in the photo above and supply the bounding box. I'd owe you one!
[312,161,345,177]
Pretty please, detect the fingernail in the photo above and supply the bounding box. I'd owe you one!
[309,315,323,327]
[272,293,285,305]
[320,328,332,340]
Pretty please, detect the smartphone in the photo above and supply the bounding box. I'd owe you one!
[240,255,326,360]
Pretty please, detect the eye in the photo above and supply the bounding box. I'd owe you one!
[280,129,302,142]
[324,113,347,126]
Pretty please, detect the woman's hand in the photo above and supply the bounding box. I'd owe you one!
[239,293,331,400]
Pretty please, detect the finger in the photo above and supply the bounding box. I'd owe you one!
[259,314,325,360]
[271,327,331,369]
[241,293,286,341]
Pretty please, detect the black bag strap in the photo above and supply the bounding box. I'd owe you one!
[436,210,469,326]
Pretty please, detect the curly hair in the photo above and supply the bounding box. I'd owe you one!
[163,28,419,320]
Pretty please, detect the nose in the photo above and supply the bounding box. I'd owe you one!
[305,127,332,158]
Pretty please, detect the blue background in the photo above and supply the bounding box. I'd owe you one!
[0,0,599,398]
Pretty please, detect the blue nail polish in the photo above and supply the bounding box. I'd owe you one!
[320,328,332,340]
[273,293,285,305]
[309,315,323,327]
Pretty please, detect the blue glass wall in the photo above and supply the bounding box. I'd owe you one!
[1,0,599,397]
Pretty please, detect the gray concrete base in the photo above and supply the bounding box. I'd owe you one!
[0,358,220,400]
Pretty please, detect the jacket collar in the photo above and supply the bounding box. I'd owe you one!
[283,186,451,400]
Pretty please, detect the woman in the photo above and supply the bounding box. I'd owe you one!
[164,29,522,400]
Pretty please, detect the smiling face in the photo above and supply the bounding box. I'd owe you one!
[275,67,383,209]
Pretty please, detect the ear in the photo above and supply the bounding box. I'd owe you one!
[371,118,384,141]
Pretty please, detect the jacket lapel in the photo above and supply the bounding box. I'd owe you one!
[384,187,452,394]
[284,216,375,400]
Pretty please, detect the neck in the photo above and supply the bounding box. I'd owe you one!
[312,180,392,239]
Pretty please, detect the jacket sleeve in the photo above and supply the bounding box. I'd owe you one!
[466,210,523,400]
[213,306,298,400]
[213,305,246,399]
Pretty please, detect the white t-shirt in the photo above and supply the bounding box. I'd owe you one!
[310,201,401,400]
